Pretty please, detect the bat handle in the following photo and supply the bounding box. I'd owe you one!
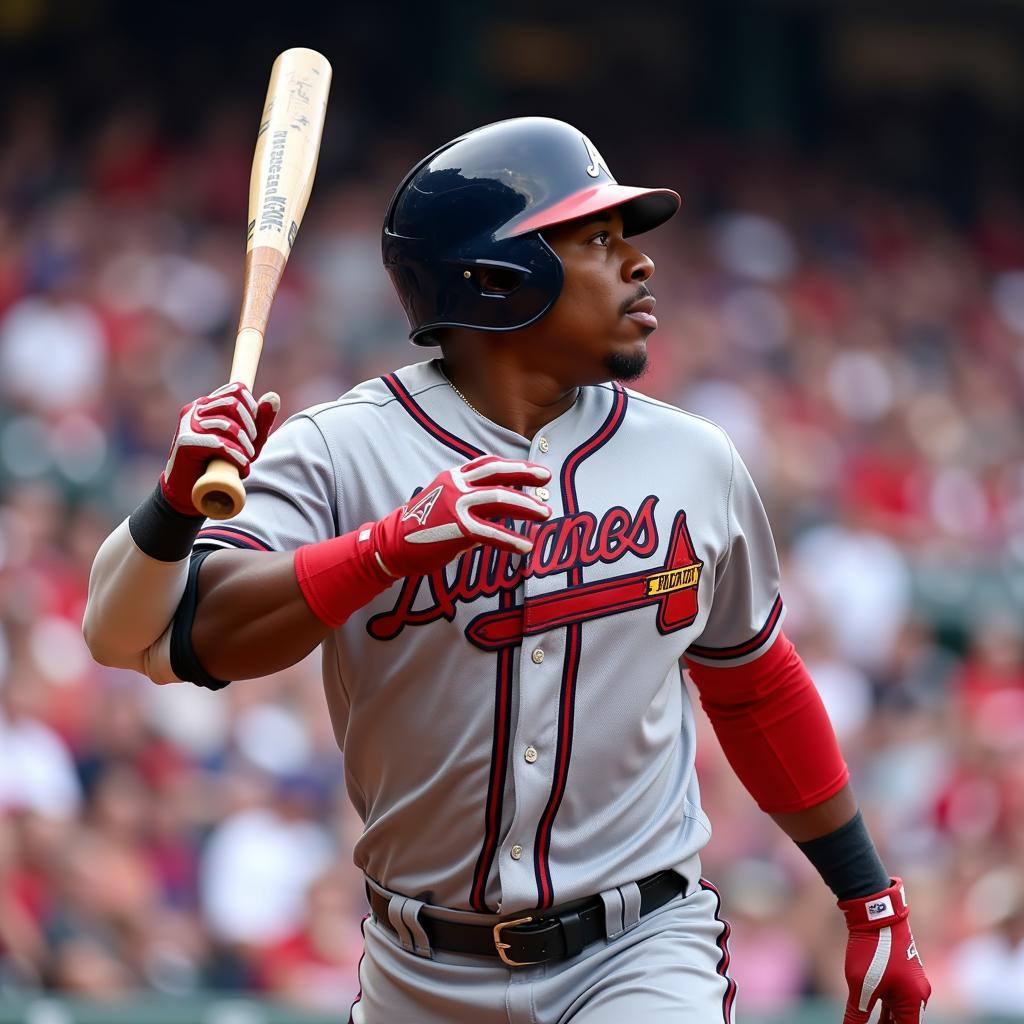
[191,327,265,520]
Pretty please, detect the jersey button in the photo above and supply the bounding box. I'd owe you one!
[524,746,538,763]
[535,486,550,501]
[531,648,545,664]
[538,437,550,454]
[510,845,523,860]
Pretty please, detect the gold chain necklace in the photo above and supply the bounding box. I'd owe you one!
[439,361,580,422]
[439,364,486,419]
[448,379,485,418]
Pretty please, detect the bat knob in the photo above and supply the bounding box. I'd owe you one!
[192,459,247,520]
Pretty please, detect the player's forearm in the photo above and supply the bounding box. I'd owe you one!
[188,457,550,682]
[688,635,890,899]
[191,548,332,680]
[769,782,857,841]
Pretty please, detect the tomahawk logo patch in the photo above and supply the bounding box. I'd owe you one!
[401,485,443,526]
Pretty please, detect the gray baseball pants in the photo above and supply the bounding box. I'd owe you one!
[349,879,737,1023]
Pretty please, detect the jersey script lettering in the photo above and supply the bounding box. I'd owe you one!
[367,495,660,641]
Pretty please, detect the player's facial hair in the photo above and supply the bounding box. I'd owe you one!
[605,348,649,382]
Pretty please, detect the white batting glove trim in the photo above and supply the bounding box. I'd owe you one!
[858,925,892,1012]
[405,523,464,545]
[210,382,258,417]
[460,490,549,552]
[457,457,551,487]
[201,396,257,439]
[196,417,255,457]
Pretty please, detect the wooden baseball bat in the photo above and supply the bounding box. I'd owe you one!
[192,47,332,519]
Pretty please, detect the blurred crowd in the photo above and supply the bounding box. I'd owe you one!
[2,93,1024,1018]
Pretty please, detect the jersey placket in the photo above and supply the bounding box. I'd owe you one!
[496,425,566,911]
[494,385,628,911]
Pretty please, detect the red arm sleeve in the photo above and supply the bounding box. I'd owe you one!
[685,631,850,814]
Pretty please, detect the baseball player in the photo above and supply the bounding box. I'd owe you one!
[84,117,931,1022]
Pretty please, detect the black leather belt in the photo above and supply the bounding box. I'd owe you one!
[368,870,684,967]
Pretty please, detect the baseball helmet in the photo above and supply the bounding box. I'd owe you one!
[382,117,681,344]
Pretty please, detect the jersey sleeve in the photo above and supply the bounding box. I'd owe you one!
[193,413,337,553]
[686,438,784,667]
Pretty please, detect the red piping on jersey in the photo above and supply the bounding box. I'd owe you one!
[378,372,519,911]
[469,584,516,912]
[381,373,482,460]
[195,525,273,551]
[700,878,738,1023]
[687,593,784,661]
[558,385,627,519]
[533,618,583,908]
[534,383,627,908]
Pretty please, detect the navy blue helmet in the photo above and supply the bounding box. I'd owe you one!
[382,117,680,344]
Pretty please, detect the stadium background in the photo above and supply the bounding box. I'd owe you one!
[2,1,1024,1021]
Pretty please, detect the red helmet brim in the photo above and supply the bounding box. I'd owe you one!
[501,184,681,240]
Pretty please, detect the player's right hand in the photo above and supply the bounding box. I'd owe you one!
[371,454,553,578]
[839,878,931,1023]
[160,381,280,516]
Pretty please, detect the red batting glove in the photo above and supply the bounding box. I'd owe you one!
[160,382,280,516]
[371,454,553,578]
[839,878,931,1023]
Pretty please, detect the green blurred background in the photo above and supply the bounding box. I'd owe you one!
[2,0,1024,1020]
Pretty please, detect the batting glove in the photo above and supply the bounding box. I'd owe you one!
[371,454,552,578]
[839,878,931,1023]
[160,382,280,516]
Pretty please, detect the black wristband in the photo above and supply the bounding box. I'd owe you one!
[129,485,204,562]
[795,810,890,900]
[170,550,231,691]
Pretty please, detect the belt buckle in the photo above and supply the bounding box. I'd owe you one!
[493,916,541,967]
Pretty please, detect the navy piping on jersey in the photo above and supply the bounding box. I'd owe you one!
[381,373,481,460]
[533,383,627,909]
[700,878,738,1023]
[687,593,784,662]
[347,914,368,1024]
[195,525,274,552]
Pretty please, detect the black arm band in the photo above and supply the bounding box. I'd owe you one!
[795,810,890,900]
[170,550,231,691]
[129,485,204,562]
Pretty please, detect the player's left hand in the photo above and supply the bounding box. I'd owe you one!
[839,878,931,1022]
[160,381,279,516]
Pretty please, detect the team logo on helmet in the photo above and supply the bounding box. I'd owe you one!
[582,134,612,179]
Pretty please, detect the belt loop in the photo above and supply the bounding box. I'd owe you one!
[387,894,432,958]
[617,880,642,934]
[600,879,641,940]
[599,887,626,940]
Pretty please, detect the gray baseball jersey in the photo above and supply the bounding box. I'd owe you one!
[194,358,784,918]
